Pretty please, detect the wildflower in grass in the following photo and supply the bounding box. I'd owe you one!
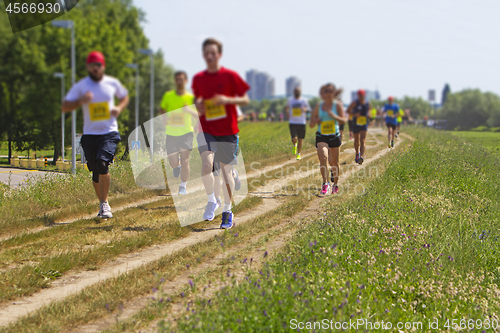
[264,251,268,257]
[152,287,158,293]
[189,280,194,287]
[234,233,238,237]
[181,293,185,297]
[186,264,190,269]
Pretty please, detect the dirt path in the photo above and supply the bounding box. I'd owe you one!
[0,151,318,244]
[0,130,399,329]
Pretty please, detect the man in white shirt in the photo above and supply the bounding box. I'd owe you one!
[285,86,310,160]
[62,51,129,219]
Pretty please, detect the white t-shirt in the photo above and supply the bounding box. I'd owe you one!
[65,75,128,135]
[287,97,310,125]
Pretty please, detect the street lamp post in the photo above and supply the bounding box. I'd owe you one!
[139,49,154,158]
[54,73,65,162]
[126,63,139,161]
[126,64,139,141]
[52,20,76,174]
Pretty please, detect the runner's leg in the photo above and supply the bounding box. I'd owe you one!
[317,142,329,184]
[179,149,191,183]
[201,151,215,195]
[329,147,340,185]
[167,153,180,169]
[297,138,303,155]
[220,162,235,206]
[354,132,360,155]
[360,130,367,157]
[99,173,111,203]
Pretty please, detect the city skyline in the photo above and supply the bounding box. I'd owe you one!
[246,69,275,100]
[135,0,500,100]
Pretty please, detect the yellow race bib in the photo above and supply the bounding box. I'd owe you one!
[292,107,302,117]
[205,100,226,121]
[320,120,336,135]
[89,102,110,121]
[169,112,185,127]
[387,110,394,117]
[356,116,367,126]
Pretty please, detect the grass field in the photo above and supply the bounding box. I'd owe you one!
[0,126,392,332]
[0,122,319,305]
[163,128,500,332]
[3,125,499,332]
[451,131,500,156]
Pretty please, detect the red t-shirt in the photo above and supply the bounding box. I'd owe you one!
[192,67,250,136]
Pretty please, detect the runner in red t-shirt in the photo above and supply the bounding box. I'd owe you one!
[192,38,250,229]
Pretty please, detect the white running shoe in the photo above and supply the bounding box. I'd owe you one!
[100,202,113,219]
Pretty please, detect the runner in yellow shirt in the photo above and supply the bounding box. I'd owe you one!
[395,108,404,138]
[159,71,198,195]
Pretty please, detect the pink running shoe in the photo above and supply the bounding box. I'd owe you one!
[332,185,339,194]
[320,183,330,195]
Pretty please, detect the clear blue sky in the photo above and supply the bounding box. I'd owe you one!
[135,0,500,101]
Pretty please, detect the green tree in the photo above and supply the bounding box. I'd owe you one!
[440,89,500,130]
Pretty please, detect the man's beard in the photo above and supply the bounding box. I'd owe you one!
[89,71,103,82]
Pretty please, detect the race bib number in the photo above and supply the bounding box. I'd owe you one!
[320,120,336,135]
[292,107,302,117]
[89,102,110,121]
[205,100,226,121]
[169,112,185,127]
[387,110,394,117]
[356,116,367,126]
[349,114,353,121]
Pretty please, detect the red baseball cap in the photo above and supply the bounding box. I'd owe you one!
[358,89,366,96]
[388,96,394,101]
[86,51,106,66]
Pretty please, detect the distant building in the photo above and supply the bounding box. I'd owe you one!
[286,76,302,97]
[350,89,381,102]
[246,69,275,100]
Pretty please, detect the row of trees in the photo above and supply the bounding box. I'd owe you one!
[242,86,500,130]
[0,0,175,163]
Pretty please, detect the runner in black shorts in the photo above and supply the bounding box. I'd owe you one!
[346,90,370,164]
[310,83,346,195]
[62,51,129,219]
[285,86,310,160]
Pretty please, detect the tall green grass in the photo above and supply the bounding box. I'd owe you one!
[451,131,500,156]
[169,128,500,332]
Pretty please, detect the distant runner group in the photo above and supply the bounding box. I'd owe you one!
[61,38,407,224]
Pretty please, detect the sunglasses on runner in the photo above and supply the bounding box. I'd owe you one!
[88,62,103,68]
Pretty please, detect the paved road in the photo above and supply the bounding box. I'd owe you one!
[0,168,64,187]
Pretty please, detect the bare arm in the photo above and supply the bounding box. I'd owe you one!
[334,101,347,125]
[309,104,320,128]
[62,100,81,113]
[213,94,250,107]
[111,95,130,117]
